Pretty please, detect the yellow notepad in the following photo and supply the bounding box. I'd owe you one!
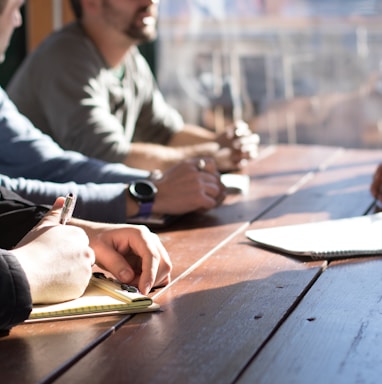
[27,273,160,322]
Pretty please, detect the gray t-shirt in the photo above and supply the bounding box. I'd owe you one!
[7,22,184,164]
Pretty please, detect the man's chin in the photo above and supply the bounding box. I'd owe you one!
[128,22,157,42]
[140,33,157,44]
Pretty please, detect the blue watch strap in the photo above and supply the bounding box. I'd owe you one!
[137,201,154,217]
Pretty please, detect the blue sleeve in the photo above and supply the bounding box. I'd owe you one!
[0,250,32,334]
[0,87,149,184]
[0,175,129,223]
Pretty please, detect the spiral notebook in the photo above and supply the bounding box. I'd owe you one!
[246,213,382,260]
[26,273,160,322]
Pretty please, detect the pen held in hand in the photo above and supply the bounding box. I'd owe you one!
[59,193,77,225]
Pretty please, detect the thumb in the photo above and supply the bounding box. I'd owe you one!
[14,197,67,248]
[38,197,66,227]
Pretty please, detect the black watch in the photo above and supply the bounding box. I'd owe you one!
[128,180,158,217]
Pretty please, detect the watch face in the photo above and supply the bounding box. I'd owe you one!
[129,180,157,202]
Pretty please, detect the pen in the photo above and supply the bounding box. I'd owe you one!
[59,193,76,225]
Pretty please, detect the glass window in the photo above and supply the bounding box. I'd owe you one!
[157,0,382,148]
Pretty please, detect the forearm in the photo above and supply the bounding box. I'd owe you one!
[0,175,129,223]
[124,141,219,171]
[124,142,185,171]
[167,124,216,146]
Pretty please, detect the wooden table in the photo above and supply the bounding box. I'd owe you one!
[2,144,382,384]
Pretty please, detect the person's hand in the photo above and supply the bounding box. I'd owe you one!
[215,120,260,172]
[371,163,382,201]
[77,222,172,295]
[152,158,226,215]
[11,197,95,304]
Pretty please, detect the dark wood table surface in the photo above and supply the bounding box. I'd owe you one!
[2,144,382,384]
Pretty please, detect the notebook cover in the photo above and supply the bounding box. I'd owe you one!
[246,213,382,260]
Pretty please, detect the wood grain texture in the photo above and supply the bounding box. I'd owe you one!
[1,145,380,384]
[54,146,379,383]
[237,257,382,384]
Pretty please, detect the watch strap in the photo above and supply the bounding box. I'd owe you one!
[137,201,154,217]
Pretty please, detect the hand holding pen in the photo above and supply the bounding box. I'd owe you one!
[13,195,95,303]
[59,193,77,224]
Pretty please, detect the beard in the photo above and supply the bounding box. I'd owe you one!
[125,22,157,44]
[102,0,158,44]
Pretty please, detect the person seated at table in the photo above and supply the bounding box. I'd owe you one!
[0,0,226,223]
[0,187,172,335]
[6,0,260,173]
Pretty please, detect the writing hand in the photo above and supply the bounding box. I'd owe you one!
[11,197,95,304]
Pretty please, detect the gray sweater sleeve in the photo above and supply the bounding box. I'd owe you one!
[0,250,32,334]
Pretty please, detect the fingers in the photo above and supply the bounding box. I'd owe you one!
[192,157,218,174]
[192,158,227,208]
[137,230,172,294]
[232,131,260,161]
[153,159,226,215]
[32,195,95,266]
[201,174,226,207]
[37,196,66,227]
[371,165,382,213]
[95,243,136,283]
[371,165,381,196]
[233,132,260,151]
[91,226,172,295]
[215,121,259,171]
[193,158,227,207]
[371,165,382,198]
[15,197,67,248]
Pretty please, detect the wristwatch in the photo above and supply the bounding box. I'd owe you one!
[128,180,158,217]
